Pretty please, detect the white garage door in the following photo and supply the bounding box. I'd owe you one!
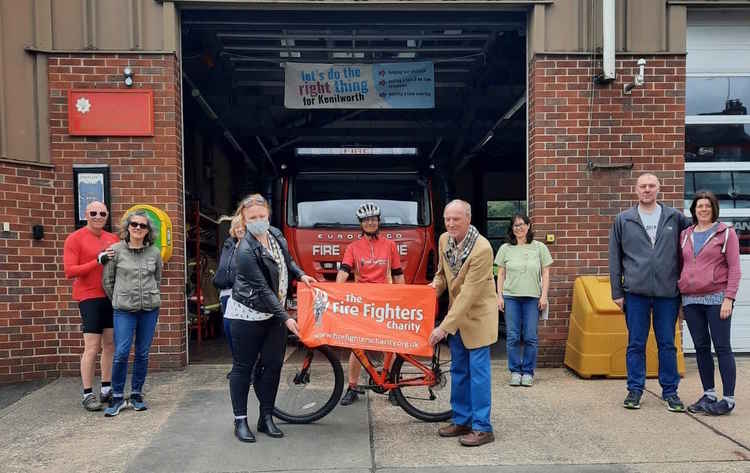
[683,10,750,353]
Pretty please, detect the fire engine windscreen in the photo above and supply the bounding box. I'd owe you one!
[289,174,430,228]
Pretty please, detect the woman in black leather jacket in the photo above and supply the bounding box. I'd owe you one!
[224,194,315,443]
[213,215,245,359]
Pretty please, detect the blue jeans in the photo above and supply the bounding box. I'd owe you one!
[220,295,234,356]
[504,295,540,375]
[683,303,736,397]
[112,309,159,397]
[449,331,492,432]
[624,293,680,398]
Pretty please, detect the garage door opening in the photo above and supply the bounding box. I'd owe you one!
[180,8,528,364]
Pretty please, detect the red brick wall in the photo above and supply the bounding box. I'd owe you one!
[0,53,185,383]
[0,162,61,383]
[528,54,686,366]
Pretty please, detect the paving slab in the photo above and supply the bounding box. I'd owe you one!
[371,359,750,469]
[127,365,371,473]
[0,379,51,411]
[0,370,190,473]
[673,357,750,452]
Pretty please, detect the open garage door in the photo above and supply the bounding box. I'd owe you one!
[179,8,527,363]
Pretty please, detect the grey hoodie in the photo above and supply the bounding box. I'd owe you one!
[608,203,690,300]
[102,241,163,312]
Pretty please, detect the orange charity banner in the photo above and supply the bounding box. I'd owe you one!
[297,282,437,357]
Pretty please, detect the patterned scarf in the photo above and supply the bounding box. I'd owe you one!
[445,225,480,276]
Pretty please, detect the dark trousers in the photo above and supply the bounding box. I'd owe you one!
[229,317,286,418]
[683,304,736,397]
[220,295,234,356]
[623,293,681,398]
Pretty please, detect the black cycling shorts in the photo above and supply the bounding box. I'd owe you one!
[78,297,114,334]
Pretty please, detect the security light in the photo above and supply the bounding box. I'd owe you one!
[123,67,134,87]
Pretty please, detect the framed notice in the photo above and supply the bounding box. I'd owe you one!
[73,165,111,230]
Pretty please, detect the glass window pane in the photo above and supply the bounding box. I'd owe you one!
[686,77,750,116]
[685,171,750,208]
[487,220,510,238]
[487,201,514,218]
[685,124,750,162]
[692,172,732,197]
[487,200,527,218]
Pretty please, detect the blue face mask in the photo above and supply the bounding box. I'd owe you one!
[246,219,270,236]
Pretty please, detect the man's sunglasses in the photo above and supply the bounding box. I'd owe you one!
[129,222,149,230]
[89,211,108,218]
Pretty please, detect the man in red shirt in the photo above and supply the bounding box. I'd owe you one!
[336,202,405,406]
[63,201,119,411]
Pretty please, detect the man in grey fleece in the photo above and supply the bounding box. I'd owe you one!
[609,173,691,412]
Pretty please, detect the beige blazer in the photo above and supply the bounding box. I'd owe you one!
[432,232,498,349]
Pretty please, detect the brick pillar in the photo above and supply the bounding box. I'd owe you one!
[528,54,686,366]
[0,162,62,382]
[48,53,186,376]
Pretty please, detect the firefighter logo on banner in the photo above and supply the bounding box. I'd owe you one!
[313,288,329,327]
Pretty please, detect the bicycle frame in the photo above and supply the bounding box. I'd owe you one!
[351,349,438,391]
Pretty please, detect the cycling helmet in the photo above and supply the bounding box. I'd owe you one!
[356,202,381,221]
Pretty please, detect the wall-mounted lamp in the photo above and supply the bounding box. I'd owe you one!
[123,67,134,87]
[623,59,646,95]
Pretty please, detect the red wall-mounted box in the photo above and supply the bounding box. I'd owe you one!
[68,89,154,136]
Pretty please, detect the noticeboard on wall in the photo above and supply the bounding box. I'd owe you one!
[73,165,111,230]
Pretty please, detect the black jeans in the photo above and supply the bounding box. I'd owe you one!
[683,303,736,397]
[229,317,286,417]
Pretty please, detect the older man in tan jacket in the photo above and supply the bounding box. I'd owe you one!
[429,199,498,447]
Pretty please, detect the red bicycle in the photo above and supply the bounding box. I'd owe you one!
[274,341,452,423]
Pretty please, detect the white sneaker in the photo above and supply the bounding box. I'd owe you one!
[509,372,522,386]
[521,374,534,387]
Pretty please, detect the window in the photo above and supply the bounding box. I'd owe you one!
[685,11,750,237]
[288,174,430,228]
[486,200,527,254]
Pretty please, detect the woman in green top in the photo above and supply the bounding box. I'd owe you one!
[495,214,553,387]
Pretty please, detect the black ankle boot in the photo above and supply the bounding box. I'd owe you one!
[257,414,283,438]
[234,418,256,443]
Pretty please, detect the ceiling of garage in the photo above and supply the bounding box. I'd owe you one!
[181,9,527,174]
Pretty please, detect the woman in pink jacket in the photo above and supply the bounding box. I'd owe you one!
[678,191,740,416]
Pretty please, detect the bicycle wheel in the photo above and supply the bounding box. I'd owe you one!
[391,344,452,422]
[274,344,344,424]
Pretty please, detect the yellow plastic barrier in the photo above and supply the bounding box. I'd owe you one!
[124,204,173,263]
[564,276,685,379]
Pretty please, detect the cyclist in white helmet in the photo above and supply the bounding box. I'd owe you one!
[336,201,405,406]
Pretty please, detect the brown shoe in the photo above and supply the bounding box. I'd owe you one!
[438,423,472,437]
[459,430,495,447]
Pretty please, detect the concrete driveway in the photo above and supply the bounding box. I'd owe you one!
[0,358,748,473]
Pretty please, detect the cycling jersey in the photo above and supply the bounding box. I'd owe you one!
[340,236,403,283]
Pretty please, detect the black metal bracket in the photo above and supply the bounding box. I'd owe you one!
[587,160,633,171]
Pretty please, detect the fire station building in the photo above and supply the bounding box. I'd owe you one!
[0,0,749,383]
